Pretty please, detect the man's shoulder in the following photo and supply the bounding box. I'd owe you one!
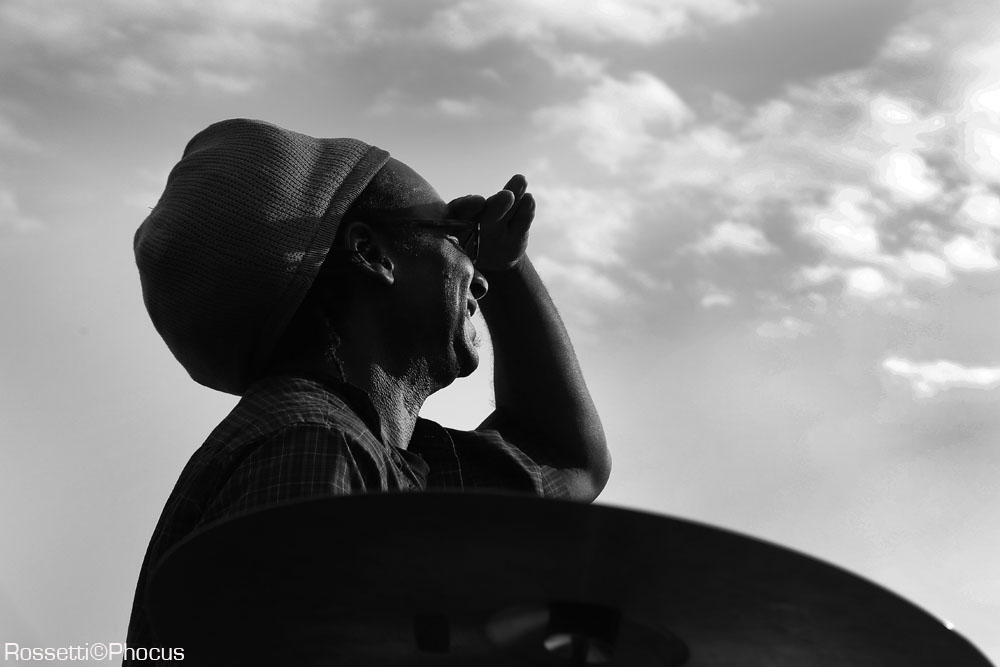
[207,374,373,453]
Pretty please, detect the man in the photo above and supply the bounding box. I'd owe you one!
[125,118,610,652]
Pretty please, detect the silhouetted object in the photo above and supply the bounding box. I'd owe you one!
[148,493,993,666]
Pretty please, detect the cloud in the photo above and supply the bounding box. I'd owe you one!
[800,187,882,261]
[435,98,483,119]
[874,150,942,204]
[533,47,607,81]
[795,264,842,288]
[424,0,760,51]
[550,2,996,317]
[883,356,1000,398]
[650,12,997,304]
[894,250,954,285]
[692,220,777,256]
[366,91,487,120]
[534,256,625,302]
[0,187,43,233]
[192,70,259,95]
[646,126,746,190]
[531,185,636,266]
[532,255,630,336]
[109,56,174,95]
[942,234,1000,271]
[701,290,735,309]
[867,96,946,152]
[0,0,323,95]
[794,247,954,301]
[0,114,40,153]
[953,35,1000,183]
[957,190,1000,229]
[756,316,813,339]
[843,266,897,301]
[534,72,693,173]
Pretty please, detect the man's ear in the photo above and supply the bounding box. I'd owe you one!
[342,221,395,287]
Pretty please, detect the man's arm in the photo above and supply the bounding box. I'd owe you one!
[477,255,611,501]
[451,175,609,501]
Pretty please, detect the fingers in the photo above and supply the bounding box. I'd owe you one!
[447,194,486,220]
[508,192,534,236]
[449,174,526,225]
[480,189,515,224]
[503,174,527,200]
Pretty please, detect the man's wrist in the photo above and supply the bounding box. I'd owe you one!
[480,254,531,280]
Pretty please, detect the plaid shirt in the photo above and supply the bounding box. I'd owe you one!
[124,373,567,653]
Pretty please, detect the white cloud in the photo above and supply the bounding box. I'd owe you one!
[895,250,954,285]
[756,317,813,340]
[165,29,293,69]
[647,126,745,190]
[953,36,1000,183]
[533,186,635,265]
[964,126,1000,183]
[534,72,692,173]
[701,292,734,308]
[424,0,760,50]
[744,99,795,135]
[883,357,1000,398]
[518,2,997,319]
[533,46,607,81]
[367,90,485,120]
[801,187,881,260]
[692,220,776,256]
[176,0,324,30]
[844,266,895,300]
[111,56,173,95]
[957,190,1000,229]
[533,255,625,302]
[795,264,842,288]
[875,150,941,203]
[193,70,258,95]
[0,114,40,152]
[367,88,406,117]
[0,2,109,55]
[628,269,672,293]
[435,98,482,119]
[796,251,953,296]
[878,26,935,62]
[0,0,323,95]
[0,188,43,233]
[942,234,1000,271]
[867,96,946,153]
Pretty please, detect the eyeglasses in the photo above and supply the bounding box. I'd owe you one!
[373,217,481,265]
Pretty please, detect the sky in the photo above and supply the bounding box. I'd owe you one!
[1,0,999,662]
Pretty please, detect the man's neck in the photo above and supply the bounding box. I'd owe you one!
[334,344,438,451]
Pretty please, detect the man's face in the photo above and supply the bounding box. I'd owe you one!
[366,159,488,387]
[389,211,487,386]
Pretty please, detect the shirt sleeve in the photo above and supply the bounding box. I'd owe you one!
[197,422,389,526]
[443,425,569,499]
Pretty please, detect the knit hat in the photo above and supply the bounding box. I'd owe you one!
[135,118,390,395]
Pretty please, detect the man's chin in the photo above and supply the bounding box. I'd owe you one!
[456,348,480,378]
[456,316,480,377]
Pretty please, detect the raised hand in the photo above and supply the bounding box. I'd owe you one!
[446,174,534,271]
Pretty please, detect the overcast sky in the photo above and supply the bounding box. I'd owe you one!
[1,0,999,662]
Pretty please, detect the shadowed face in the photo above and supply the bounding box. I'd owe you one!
[348,158,489,385]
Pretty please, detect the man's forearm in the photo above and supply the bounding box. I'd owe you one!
[478,255,611,498]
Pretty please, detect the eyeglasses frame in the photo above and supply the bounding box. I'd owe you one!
[349,217,481,264]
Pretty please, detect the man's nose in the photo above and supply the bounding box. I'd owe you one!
[470,269,489,301]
